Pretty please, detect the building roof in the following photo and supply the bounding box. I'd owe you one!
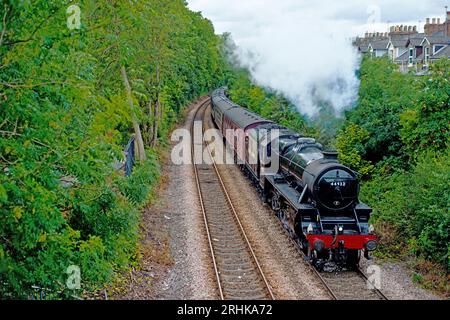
[387,33,428,48]
[431,31,445,37]
[369,39,389,50]
[421,36,450,45]
[407,37,425,47]
[390,33,411,40]
[395,50,410,62]
[389,38,409,47]
[356,38,371,53]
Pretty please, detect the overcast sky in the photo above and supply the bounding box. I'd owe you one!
[187,1,449,115]
[188,0,448,36]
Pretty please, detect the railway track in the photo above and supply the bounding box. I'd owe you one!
[318,268,388,300]
[277,211,388,300]
[191,99,275,300]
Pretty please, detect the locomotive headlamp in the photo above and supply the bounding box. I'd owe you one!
[365,240,377,251]
[307,223,314,234]
[368,225,375,234]
[314,239,325,252]
[338,226,344,233]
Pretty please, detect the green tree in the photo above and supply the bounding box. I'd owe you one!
[335,123,374,176]
[399,58,450,157]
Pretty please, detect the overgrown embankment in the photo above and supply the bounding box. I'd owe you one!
[335,57,449,295]
[0,0,228,298]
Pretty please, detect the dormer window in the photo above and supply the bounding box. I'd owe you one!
[433,45,444,54]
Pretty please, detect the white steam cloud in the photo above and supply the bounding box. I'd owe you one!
[232,17,361,116]
[188,0,447,115]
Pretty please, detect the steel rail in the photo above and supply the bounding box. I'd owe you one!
[202,114,275,301]
[191,98,224,300]
[356,267,389,300]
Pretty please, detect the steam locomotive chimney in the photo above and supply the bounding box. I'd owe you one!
[323,151,339,161]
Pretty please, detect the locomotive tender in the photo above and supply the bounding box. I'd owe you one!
[211,87,377,269]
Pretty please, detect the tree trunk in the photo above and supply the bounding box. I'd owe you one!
[152,63,160,147]
[146,99,153,145]
[120,65,146,162]
[152,97,159,147]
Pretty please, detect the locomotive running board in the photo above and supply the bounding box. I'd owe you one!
[265,175,304,211]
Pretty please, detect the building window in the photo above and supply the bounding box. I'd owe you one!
[425,47,430,64]
[409,48,414,65]
[389,48,394,60]
[433,45,444,54]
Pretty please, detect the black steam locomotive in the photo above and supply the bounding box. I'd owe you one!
[211,87,377,270]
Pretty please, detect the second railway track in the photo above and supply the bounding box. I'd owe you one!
[273,200,388,300]
[319,268,388,300]
[192,99,275,300]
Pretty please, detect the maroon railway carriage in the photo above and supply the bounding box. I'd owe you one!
[211,87,271,166]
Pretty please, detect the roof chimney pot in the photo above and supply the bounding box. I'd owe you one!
[426,18,430,24]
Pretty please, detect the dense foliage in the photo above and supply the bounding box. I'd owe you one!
[336,56,449,281]
[0,0,227,298]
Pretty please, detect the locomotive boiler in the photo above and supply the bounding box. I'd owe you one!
[211,87,377,270]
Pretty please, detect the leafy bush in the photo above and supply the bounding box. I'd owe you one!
[362,153,450,270]
[343,56,423,166]
[335,56,449,276]
[0,156,160,298]
[399,58,450,157]
[116,153,161,206]
[335,123,374,177]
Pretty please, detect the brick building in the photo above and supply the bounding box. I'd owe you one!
[424,11,450,36]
